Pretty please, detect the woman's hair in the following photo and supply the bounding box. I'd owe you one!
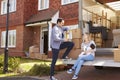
[82,32,91,42]
[57,18,64,23]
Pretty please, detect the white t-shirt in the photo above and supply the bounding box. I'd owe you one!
[80,40,96,57]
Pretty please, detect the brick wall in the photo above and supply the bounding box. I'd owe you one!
[50,0,79,25]
[0,25,25,56]
[0,0,24,27]
[23,27,34,52]
[23,0,38,22]
[33,27,40,48]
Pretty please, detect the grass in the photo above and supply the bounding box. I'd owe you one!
[0,58,63,77]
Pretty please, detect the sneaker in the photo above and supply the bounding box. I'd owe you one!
[72,75,78,80]
[50,76,58,80]
[67,69,73,74]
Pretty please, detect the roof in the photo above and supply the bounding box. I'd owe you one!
[25,9,58,24]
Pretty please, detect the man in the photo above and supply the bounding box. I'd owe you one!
[50,18,74,80]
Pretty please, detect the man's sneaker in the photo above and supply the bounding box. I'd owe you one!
[72,75,78,80]
[67,69,73,74]
[50,76,58,80]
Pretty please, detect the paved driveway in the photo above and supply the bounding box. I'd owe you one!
[40,66,120,80]
[1,66,120,80]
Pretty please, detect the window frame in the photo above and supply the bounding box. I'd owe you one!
[61,0,78,5]
[1,30,16,48]
[1,0,17,15]
[38,0,49,10]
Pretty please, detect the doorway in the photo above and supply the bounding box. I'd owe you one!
[40,27,48,54]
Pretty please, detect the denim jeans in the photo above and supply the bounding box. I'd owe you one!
[50,41,74,76]
[72,54,94,76]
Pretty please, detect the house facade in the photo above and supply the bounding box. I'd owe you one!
[0,0,79,57]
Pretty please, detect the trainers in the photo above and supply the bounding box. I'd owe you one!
[67,69,73,74]
[50,76,58,80]
[72,75,78,79]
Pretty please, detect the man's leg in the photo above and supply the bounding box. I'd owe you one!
[50,49,59,77]
[60,42,74,59]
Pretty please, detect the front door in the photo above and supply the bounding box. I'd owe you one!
[40,27,48,54]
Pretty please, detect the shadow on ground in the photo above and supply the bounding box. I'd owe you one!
[0,77,44,80]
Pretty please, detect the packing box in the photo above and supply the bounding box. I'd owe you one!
[72,29,82,39]
[114,49,120,62]
[29,46,39,53]
[118,45,120,49]
[72,38,82,49]
[68,49,81,59]
[29,53,47,59]
[59,48,81,59]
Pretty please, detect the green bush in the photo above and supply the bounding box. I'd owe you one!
[28,63,50,76]
[0,54,20,72]
[8,57,20,71]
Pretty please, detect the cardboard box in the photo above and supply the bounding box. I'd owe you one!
[29,52,35,58]
[68,49,81,59]
[72,29,82,39]
[118,45,120,49]
[114,49,120,62]
[29,46,39,53]
[72,38,82,49]
[29,52,48,59]
[95,38,102,43]
[29,52,41,59]
[34,53,43,59]
[42,54,48,59]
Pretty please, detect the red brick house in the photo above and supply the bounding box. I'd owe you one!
[0,0,79,57]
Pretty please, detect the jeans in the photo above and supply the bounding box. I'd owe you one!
[72,54,94,76]
[50,41,74,76]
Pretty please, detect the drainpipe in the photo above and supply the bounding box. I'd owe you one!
[3,0,9,73]
[79,0,84,34]
[47,21,49,55]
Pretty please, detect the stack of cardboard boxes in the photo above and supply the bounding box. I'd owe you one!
[59,29,82,59]
[29,46,48,59]
[90,33,102,47]
[114,45,120,62]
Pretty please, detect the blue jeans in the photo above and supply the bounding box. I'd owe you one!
[72,54,94,76]
[50,41,74,77]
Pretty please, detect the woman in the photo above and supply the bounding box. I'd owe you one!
[67,33,96,79]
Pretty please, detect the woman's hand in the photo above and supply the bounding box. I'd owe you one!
[85,49,94,54]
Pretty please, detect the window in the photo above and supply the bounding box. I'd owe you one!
[38,0,49,10]
[1,30,16,48]
[1,0,16,15]
[62,0,78,5]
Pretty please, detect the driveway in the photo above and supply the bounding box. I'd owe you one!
[0,66,120,80]
[40,66,120,80]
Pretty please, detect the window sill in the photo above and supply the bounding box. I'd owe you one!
[62,1,78,5]
[38,8,49,11]
[1,46,16,48]
[1,11,16,15]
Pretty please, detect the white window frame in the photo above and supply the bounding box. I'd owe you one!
[1,30,16,48]
[1,0,16,15]
[38,0,49,10]
[61,0,78,5]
